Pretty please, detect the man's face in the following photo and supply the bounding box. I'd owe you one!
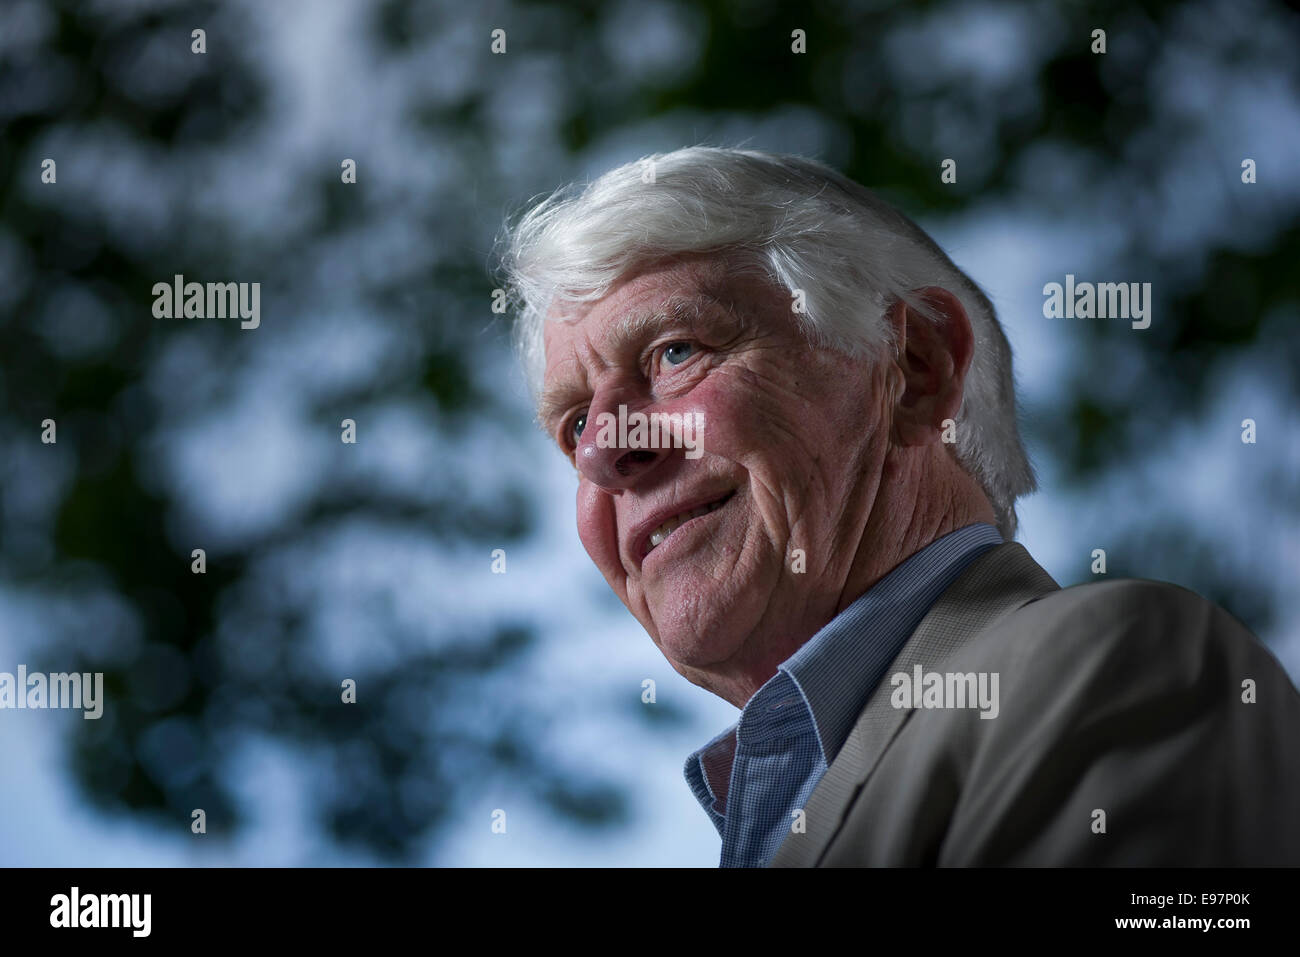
[540,255,894,698]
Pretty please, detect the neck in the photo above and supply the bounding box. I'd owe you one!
[836,446,996,616]
[679,446,997,709]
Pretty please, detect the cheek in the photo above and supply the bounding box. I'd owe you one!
[657,371,753,457]
[575,483,621,579]
[677,371,807,475]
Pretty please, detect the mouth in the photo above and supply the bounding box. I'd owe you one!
[638,490,736,564]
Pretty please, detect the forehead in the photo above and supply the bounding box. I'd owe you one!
[540,254,761,372]
[545,257,712,338]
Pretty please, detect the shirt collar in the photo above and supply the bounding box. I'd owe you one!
[780,521,1004,765]
[684,522,1004,800]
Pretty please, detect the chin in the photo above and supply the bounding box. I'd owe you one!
[647,601,749,671]
[643,562,776,668]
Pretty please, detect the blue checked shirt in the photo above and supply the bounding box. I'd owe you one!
[684,522,1004,867]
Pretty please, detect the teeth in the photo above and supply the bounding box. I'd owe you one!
[646,497,728,553]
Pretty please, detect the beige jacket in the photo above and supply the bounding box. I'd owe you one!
[770,543,1300,866]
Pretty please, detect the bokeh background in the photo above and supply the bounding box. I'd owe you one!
[1,0,1297,866]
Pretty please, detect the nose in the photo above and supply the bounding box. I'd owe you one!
[575,396,668,490]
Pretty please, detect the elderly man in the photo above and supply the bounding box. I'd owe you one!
[499,146,1300,867]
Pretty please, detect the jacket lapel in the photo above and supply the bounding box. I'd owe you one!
[769,542,1059,867]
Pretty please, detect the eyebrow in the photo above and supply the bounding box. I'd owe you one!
[536,292,727,435]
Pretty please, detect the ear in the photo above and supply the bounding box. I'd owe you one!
[885,287,974,448]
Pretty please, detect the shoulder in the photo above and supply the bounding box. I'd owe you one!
[958,575,1287,696]
[878,573,1300,864]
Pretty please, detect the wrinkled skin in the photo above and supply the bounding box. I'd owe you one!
[539,253,995,707]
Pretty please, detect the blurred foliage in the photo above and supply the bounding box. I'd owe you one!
[0,0,621,861]
[2,0,1298,860]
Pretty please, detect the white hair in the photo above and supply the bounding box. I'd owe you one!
[495,146,1036,538]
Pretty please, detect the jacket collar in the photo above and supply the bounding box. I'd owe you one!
[768,542,1060,867]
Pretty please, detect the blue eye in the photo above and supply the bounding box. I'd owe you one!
[662,341,695,367]
[570,412,587,442]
